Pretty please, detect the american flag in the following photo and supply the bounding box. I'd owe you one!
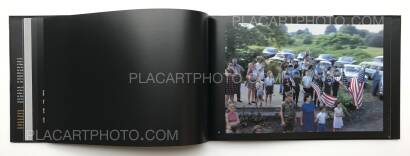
[311,82,337,107]
[349,69,366,109]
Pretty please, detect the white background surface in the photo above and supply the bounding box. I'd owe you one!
[0,0,408,155]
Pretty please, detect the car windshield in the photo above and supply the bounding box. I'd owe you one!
[319,54,331,59]
[265,48,276,52]
[345,66,361,72]
[339,57,353,62]
[276,54,285,58]
[319,63,330,68]
[361,63,370,68]
[370,65,383,71]
[276,54,293,59]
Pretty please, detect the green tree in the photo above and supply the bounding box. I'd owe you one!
[315,32,364,49]
[225,23,290,60]
[365,30,383,47]
[324,25,337,34]
[255,24,289,49]
[303,35,313,44]
[339,25,358,35]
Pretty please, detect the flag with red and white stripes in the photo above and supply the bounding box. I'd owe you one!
[349,69,366,109]
[311,82,337,107]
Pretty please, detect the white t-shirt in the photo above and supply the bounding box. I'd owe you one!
[334,107,343,117]
[264,77,275,86]
[302,76,313,88]
[255,62,265,79]
[316,112,328,124]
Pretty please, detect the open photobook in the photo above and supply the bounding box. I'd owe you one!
[9,9,400,146]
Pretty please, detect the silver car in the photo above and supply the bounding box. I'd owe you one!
[335,56,355,67]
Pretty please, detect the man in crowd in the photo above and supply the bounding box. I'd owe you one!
[282,72,292,101]
[231,58,244,102]
[280,92,296,133]
[372,69,382,96]
[313,72,323,106]
[302,70,313,97]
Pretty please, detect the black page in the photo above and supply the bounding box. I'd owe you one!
[13,9,209,146]
[208,16,400,140]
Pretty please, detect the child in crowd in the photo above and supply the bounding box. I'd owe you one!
[315,107,329,132]
[265,71,275,105]
[255,76,264,107]
[295,107,303,127]
[225,103,240,133]
[333,102,344,132]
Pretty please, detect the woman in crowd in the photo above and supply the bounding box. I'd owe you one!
[265,70,275,105]
[246,62,257,105]
[225,103,241,133]
[333,102,344,132]
[255,56,265,80]
[301,95,315,132]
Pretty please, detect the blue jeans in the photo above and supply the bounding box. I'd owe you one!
[317,123,326,132]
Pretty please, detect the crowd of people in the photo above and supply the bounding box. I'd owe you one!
[224,52,354,133]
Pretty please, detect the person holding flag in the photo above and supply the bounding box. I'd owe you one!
[340,68,366,109]
[349,68,366,109]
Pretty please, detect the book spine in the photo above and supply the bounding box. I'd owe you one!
[10,17,26,142]
[10,17,45,142]
[388,16,401,139]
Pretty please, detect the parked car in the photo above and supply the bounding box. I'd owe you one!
[335,56,355,67]
[343,64,363,80]
[269,52,295,62]
[359,61,383,79]
[373,56,383,63]
[315,54,336,64]
[262,47,278,58]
